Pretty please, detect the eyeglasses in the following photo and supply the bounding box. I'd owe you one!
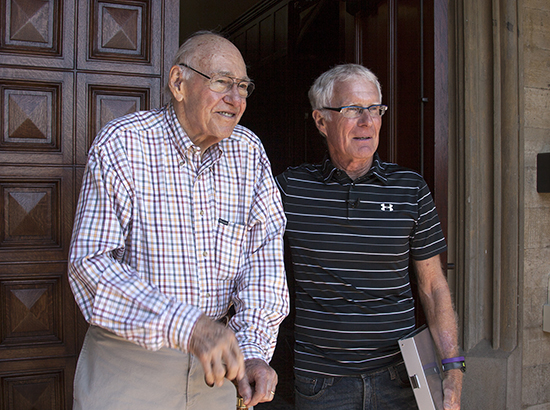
[322,104,388,119]
[179,63,255,98]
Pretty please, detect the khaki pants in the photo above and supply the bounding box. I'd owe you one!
[73,326,237,410]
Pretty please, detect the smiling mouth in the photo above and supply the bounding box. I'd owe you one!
[218,111,236,118]
[354,136,372,140]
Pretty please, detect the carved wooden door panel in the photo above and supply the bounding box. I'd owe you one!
[0,1,178,409]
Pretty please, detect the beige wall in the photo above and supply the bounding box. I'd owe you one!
[523,0,550,408]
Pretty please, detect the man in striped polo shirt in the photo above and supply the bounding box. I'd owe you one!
[276,64,463,409]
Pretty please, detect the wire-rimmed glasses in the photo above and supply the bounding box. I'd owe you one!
[179,63,255,98]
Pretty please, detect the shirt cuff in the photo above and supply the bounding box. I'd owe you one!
[239,343,268,363]
[164,302,203,352]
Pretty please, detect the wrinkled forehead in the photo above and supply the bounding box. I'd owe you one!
[332,78,381,105]
[193,37,248,79]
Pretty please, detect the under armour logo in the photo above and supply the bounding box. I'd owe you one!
[380,203,394,211]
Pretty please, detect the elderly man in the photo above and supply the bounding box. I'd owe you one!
[276,64,463,410]
[69,31,289,410]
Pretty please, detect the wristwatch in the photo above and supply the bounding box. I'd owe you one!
[441,357,466,373]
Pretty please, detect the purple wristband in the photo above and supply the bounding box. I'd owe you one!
[441,356,465,364]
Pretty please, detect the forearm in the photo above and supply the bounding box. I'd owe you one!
[231,256,289,362]
[231,180,289,361]
[230,232,289,362]
[415,256,463,409]
[69,252,203,351]
[230,307,287,362]
[419,282,459,359]
[70,146,203,352]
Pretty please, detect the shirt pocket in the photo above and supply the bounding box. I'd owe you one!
[214,219,246,281]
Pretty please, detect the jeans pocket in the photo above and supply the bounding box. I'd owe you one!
[295,374,335,399]
[392,361,412,388]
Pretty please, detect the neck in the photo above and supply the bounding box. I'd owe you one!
[332,157,373,180]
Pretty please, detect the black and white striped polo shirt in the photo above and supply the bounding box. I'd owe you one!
[276,153,447,377]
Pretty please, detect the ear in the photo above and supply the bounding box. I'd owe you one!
[168,65,186,102]
[312,109,328,137]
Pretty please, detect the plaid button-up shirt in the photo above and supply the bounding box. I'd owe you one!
[69,104,289,362]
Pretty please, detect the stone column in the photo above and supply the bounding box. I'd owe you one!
[448,0,523,408]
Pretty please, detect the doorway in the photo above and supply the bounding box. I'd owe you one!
[198,1,448,408]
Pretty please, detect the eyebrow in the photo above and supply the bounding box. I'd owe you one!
[217,70,251,81]
[341,103,381,107]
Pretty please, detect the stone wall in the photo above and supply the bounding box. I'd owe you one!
[523,0,550,408]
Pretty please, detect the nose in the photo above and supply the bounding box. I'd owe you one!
[223,83,245,103]
[357,110,375,125]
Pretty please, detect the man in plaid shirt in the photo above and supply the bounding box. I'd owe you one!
[69,31,289,410]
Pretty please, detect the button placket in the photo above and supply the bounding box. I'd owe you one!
[191,155,216,308]
[347,183,361,217]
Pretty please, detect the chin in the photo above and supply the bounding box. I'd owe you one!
[212,131,234,142]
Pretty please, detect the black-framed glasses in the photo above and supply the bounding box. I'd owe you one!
[179,63,255,98]
[323,104,388,119]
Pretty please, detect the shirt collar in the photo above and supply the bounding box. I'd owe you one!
[321,152,389,184]
[165,103,195,159]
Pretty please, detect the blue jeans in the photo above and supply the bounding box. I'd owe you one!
[294,361,418,410]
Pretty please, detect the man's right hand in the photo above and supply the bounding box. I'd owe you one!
[188,314,246,387]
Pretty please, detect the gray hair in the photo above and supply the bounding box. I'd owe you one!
[164,31,227,99]
[171,30,227,81]
[308,64,382,111]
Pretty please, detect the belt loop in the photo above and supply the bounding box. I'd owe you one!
[388,364,397,380]
[322,377,335,389]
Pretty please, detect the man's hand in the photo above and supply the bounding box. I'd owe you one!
[237,358,278,407]
[442,369,463,410]
[188,314,245,387]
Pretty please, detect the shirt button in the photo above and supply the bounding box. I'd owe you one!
[203,251,208,257]
[179,160,185,167]
[205,293,211,298]
[200,210,204,216]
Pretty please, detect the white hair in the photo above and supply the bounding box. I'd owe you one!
[308,64,382,111]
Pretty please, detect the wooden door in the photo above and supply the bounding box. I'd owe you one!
[0,1,178,408]
[354,0,448,237]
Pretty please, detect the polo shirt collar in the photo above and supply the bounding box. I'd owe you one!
[321,152,389,184]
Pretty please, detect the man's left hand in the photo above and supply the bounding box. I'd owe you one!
[442,369,463,410]
[236,358,278,407]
